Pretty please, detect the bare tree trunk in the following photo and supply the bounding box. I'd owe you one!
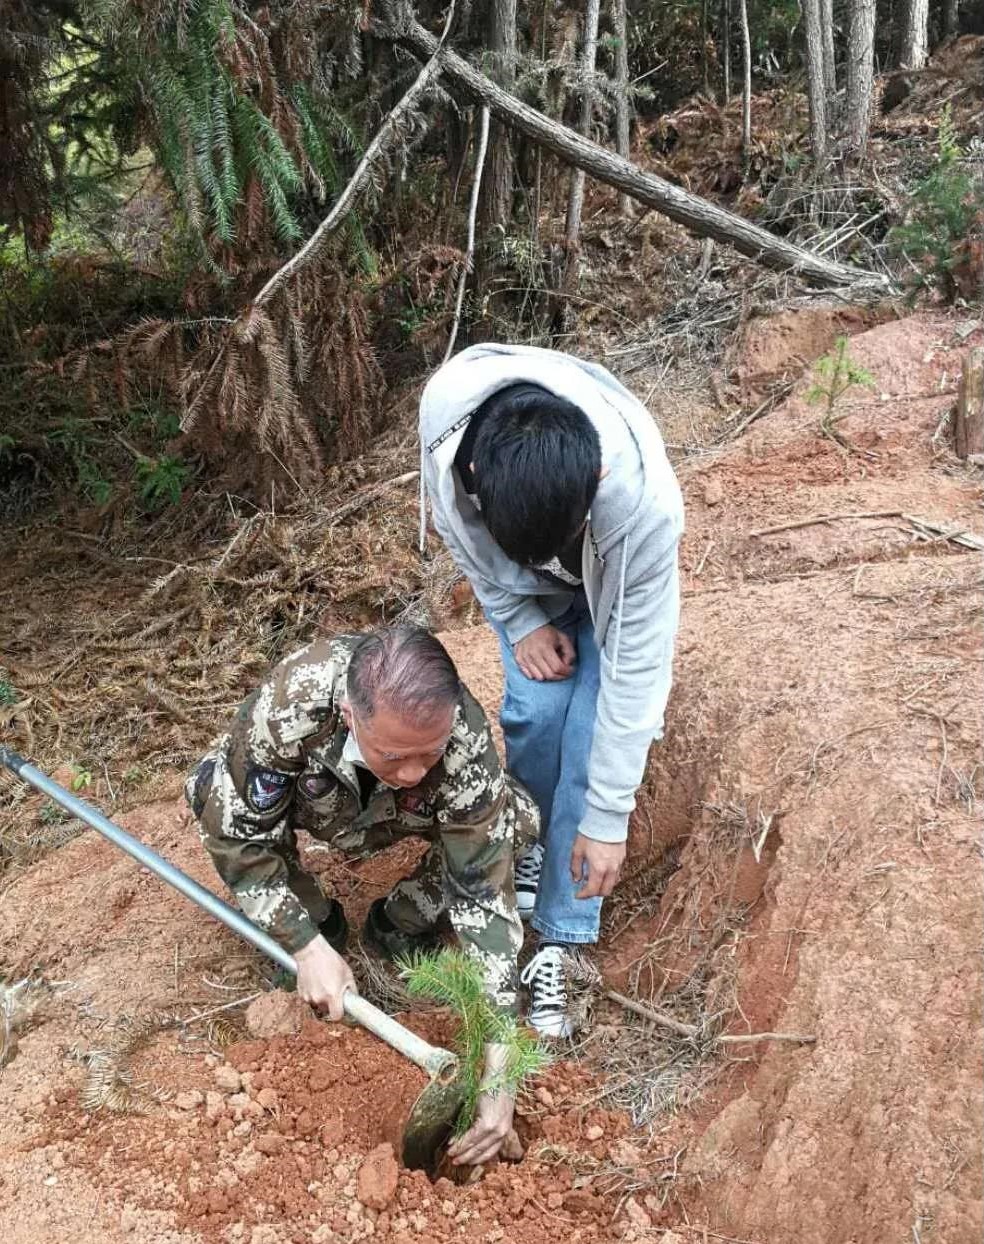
[738,0,752,167]
[820,0,837,98]
[897,0,929,66]
[843,0,876,154]
[954,347,984,461]
[612,0,632,215]
[562,0,602,297]
[802,0,829,165]
[722,0,732,102]
[943,0,960,38]
[379,8,887,287]
[481,0,517,232]
[702,0,711,94]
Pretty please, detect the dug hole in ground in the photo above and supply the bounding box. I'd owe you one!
[0,311,981,1244]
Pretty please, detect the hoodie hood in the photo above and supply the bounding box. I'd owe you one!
[419,343,665,558]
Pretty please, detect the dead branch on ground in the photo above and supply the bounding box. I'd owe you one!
[605,990,817,1045]
[749,512,984,549]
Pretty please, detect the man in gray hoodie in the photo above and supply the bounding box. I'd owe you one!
[420,344,684,1035]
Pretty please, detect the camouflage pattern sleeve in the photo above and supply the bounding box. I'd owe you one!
[436,691,540,1014]
[191,645,341,955]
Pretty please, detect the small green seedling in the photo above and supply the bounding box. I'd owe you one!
[0,672,17,707]
[806,336,876,453]
[399,949,550,1135]
[39,800,70,825]
[135,455,191,510]
[70,765,93,792]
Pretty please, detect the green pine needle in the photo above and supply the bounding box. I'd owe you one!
[398,949,551,1135]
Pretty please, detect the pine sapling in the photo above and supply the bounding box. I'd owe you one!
[398,949,550,1136]
[805,336,876,454]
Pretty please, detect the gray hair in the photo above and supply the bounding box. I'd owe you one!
[346,625,461,724]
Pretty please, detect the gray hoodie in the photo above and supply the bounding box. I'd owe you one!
[419,344,684,844]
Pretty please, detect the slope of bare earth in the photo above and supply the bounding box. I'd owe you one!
[597,309,983,1243]
[0,310,981,1244]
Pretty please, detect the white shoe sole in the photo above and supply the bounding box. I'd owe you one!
[528,1012,574,1038]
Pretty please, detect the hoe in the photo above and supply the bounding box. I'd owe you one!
[0,747,464,1173]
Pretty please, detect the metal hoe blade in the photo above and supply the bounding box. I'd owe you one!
[0,747,463,1173]
[404,1073,467,1173]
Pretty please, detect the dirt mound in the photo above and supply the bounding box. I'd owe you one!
[2,309,981,1243]
[733,302,893,399]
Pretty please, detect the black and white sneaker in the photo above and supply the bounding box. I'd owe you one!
[515,842,543,922]
[520,944,574,1038]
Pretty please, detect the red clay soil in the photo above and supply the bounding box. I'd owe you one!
[0,795,628,1244]
[1,309,982,1244]
[599,310,984,1243]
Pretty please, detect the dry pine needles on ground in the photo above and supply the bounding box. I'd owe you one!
[0,430,449,847]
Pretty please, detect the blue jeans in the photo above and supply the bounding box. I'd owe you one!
[489,592,602,944]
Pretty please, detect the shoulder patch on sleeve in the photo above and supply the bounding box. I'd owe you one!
[245,767,294,813]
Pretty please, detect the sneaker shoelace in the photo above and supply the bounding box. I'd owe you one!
[520,945,568,1015]
[515,842,543,888]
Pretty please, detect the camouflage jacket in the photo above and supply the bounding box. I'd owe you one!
[186,636,538,1011]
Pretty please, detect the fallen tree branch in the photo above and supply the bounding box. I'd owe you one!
[606,990,695,1037]
[749,510,984,549]
[749,510,905,537]
[324,470,420,530]
[718,1029,817,1046]
[372,4,889,290]
[905,515,984,551]
[605,990,817,1045]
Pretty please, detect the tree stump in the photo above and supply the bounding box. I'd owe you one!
[954,347,984,462]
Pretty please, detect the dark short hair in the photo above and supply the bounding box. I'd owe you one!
[347,625,460,724]
[471,383,601,565]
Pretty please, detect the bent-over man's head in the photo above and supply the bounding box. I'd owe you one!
[470,383,602,567]
[341,625,460,789]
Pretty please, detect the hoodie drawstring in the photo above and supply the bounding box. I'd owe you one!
[418,437,427,554]
[610,533,628,682]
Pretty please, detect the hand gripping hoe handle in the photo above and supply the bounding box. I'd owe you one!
[0,747,458,1085]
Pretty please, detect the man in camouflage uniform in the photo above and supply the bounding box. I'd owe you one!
[185,624,538,1167]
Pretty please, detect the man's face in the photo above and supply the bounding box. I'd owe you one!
[342,701,454,789]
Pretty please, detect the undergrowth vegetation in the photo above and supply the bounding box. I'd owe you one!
[889,106,984,302]
[0,2,979,523]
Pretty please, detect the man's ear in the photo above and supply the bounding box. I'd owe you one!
[340,701,353,730]
[599,465,610,481]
